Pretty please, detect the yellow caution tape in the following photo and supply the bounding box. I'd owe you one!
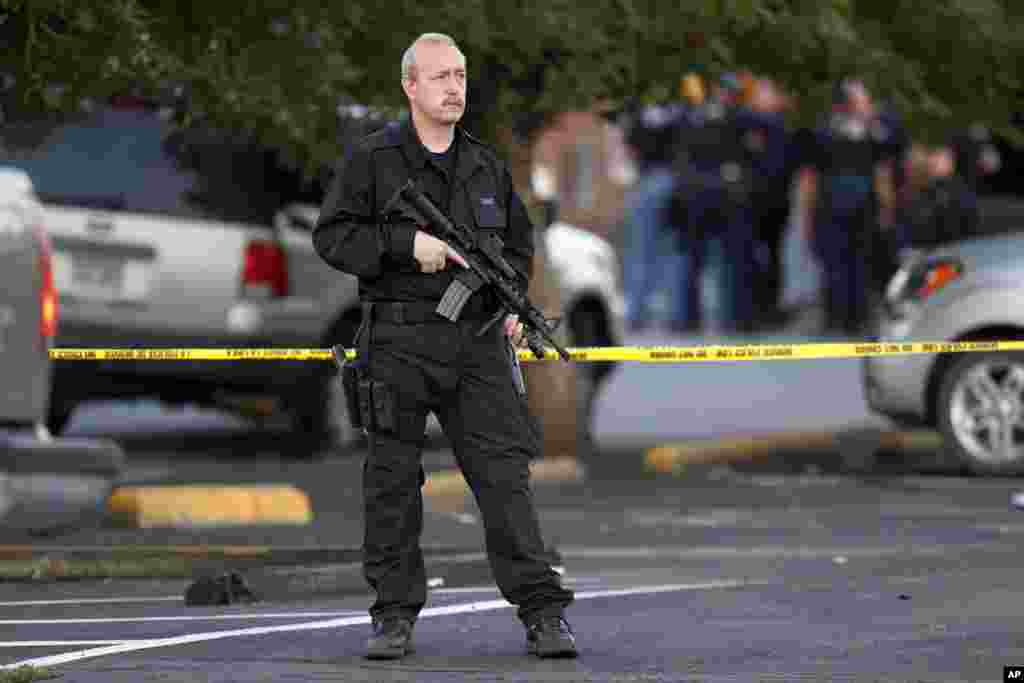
[48,340,1023,363]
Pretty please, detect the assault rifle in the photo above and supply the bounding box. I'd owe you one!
[381,179,570,361]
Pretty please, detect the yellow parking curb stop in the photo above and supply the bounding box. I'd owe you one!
[107,485,312,528]
[644,429,945,475]
[645,431,839,474]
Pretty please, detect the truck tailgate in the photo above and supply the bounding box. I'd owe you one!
[45,205,269,339]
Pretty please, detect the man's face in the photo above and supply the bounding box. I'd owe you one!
[846,82,873,116]
[403,42,466,126]
[751,80,781,112]
[928,147,955,178]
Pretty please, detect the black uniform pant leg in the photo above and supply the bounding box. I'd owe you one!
[361,327,437,623]
[755,202,789,319]
[724,205,757,333]
[820,214,869,336]
[439,323,574,625]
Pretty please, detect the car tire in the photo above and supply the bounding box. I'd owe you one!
[569,302,617,459]
[575,366,598,458]
[45,400,75,437]
[936,351,1024,476]
[289,318,364,459]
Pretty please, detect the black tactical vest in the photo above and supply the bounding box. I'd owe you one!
[684,102,750,173]
[819,113,877,178]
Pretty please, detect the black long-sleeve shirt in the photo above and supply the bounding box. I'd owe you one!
[907,176,981,249]
[313,120,534,305]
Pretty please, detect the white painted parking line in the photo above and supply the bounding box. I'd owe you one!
[3,579,754,670]
[557,543,998,560]
[0,611,366,625]
[0,641,138,648]
[429,586,500,595]
[0,597,183,608]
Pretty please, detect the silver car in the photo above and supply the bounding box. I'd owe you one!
[863,225,1024,475]
[0,167,123,536]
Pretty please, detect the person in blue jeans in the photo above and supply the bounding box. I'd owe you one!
[623,164,687,330]
[622,100,692,330]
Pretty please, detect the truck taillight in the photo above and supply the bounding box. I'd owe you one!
[36,225,58,343]
[242,240,289,298]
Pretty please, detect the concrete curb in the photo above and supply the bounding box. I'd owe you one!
[643,429,945,475]
[106,485,313,528]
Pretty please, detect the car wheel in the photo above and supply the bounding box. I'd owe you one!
[937,351,1024,476]
[46,399,74,436]
[575,366,598,458]
[569,302,616,459]
[290,319,364,459]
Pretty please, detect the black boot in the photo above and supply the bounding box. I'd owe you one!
[525,615,578,658]
[365,616,415,660]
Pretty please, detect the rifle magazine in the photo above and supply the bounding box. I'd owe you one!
[436,279,474,321]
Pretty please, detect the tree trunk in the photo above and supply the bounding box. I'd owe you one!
[498,127,579,461]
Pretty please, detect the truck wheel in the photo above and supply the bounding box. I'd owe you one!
[289,318,364,459]
[46,399,75,436]
[569,301,615,459]
[290,371,363,460]
[936,351,1024,476]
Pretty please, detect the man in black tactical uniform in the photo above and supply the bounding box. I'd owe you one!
[312,33,576,661]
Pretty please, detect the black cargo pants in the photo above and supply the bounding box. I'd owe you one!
[360,304,574,625]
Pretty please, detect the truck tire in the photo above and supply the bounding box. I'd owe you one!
[289,317,363,459]
[569,300,616,459]
[46,399,75,437]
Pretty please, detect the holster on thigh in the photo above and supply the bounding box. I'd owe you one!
[362,379,426,443]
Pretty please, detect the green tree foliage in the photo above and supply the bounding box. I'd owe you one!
[1,0,1021,183]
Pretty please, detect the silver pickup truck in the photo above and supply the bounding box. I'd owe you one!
[0,167,124,536]
[4,104,362,457]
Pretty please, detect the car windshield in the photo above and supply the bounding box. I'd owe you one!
[0,106,208,220]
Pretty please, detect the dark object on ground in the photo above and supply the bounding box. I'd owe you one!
[185,571,260,606]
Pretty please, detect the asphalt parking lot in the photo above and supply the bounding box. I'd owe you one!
[4,452,1024,682]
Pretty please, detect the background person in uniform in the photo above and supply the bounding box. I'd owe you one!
[799,78,894,336]
[871,102,911,289]
[891,142,935,257]
[950,122,1002,192]
[674,72,759,334]
[744,77,797,330]
[312,33,576,661]
[905,144,981,250]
